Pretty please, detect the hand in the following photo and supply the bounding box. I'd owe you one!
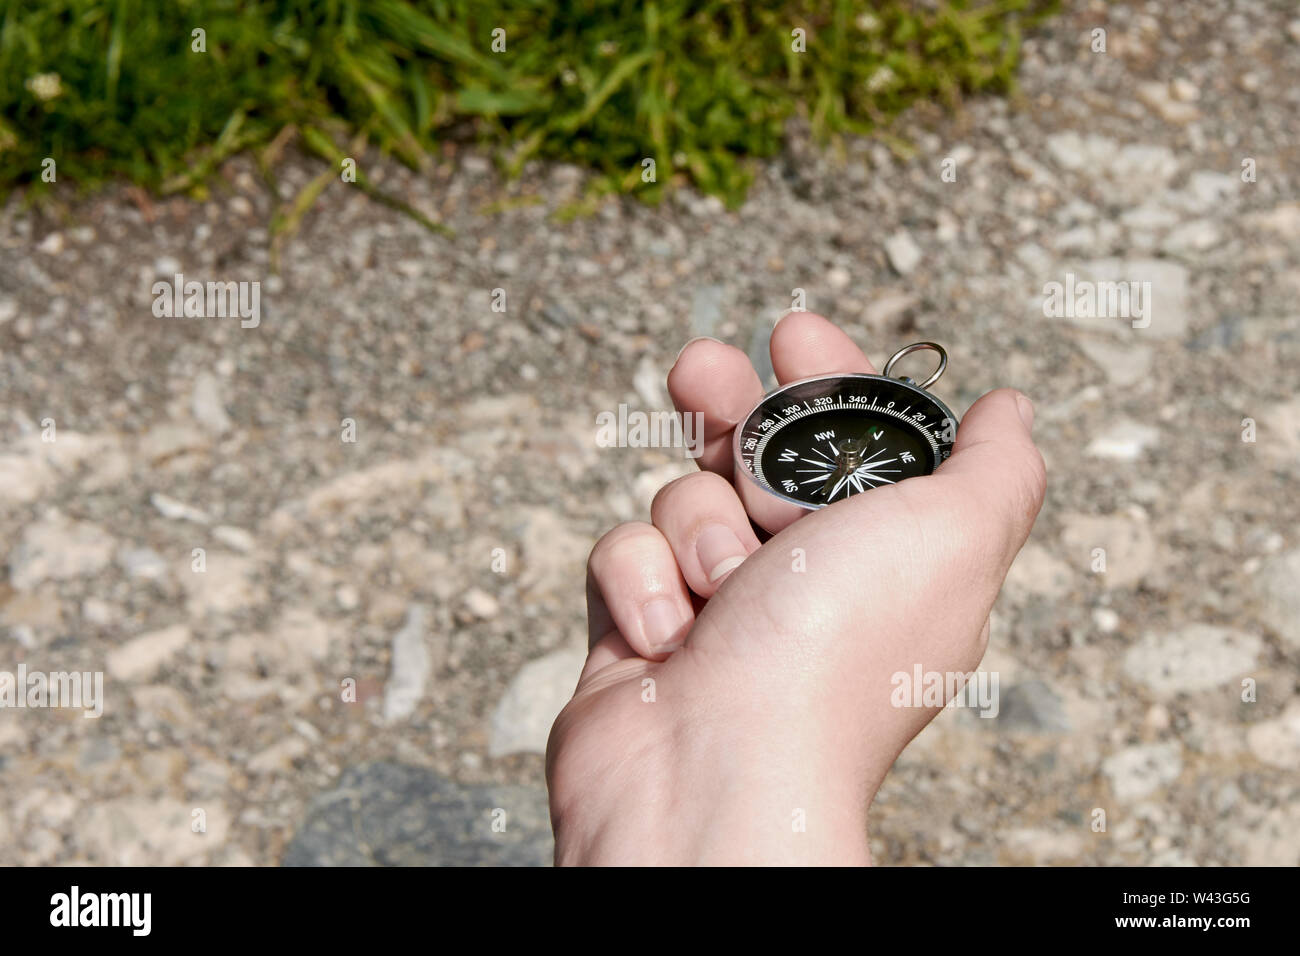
[546,313,1046,865]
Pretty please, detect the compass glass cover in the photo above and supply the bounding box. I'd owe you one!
[736,375,956,506]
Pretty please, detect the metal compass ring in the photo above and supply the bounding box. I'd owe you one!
[882,342,948,390]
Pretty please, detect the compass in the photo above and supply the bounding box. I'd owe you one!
[733,342,958,534]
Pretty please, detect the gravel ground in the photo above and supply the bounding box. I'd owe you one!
[1,0,1298,866]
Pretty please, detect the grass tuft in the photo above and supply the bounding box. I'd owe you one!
[0,0,1058,207]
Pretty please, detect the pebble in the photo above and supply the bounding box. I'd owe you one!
[150,493,212,524]
[1085,421,1160,460]
[1059,510,1156,588]
[995,680,1070,734]
[488,647,586,757]
[382,605,431,723]
[8,515,116,591]
[1076,340,1152,387]
[883,230,922,275]
[117,546,168,580]
[106,625,190,681]
[37,232,64,255]
[1253,549,1300,648]
[1102,742,1183,802]
[1246,703,1300,770]
[212,525,255,553]
[1122,625,1261,695]
[462,588,500,619]
[1136,82,1200,124]
[1160,219,1221,254]
[191,371,233,433]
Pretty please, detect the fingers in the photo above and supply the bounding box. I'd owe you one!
[668,337,764,477]
[586,522,695,661]
[650,471,763,598]
[930,388,1046,566]
[770,312,876,383]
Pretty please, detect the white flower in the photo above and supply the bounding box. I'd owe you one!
[25,73,62,101]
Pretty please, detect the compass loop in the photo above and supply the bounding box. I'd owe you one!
[883,342,948,390]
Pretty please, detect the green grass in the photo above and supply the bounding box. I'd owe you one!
[0,0,1058,209]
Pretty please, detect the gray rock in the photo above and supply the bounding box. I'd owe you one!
[689,284,726,337]
[1102,742,1183,802]
[489,647,585,757]
[1122,625,1262,695]
[282,762,553,866]
[1255,549,1300,648]
[191,371,233,434]
[382,605,431,723]
[9,514,115,591]
[995,679,1070,733]
[884,230,922,275]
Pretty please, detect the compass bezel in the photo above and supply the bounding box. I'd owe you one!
[731,372,959,533]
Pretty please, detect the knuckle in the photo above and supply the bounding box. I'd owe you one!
[650,469,730,518]
[587,521,661,572]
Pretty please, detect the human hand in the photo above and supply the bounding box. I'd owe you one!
[546,313,1046,865]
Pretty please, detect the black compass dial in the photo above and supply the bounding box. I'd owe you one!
[736,374,956,507]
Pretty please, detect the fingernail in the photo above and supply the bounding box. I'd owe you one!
[1015,393,1035,432]
[696,523,748,583]
[642,598,689,652]
[674,336,723,363]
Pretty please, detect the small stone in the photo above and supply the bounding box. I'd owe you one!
[37,232,64,255]
[1122,626,1261,695]
[1254,549,1300,648]
[489,647,586,757]
[0,453,50,503]
[118,547,168,580]
[107,625,190,681]
[1077,340,1152,388]
[8,515,116,591]
[1085,421,1160,460]
[463,588,499,619]
[863,290,917,328]
[1161,220,1220,254]
[1092,607,1120,633]
[826,266,851,290]
[212,525,255,553]
[1246,703,1300,769]
[335,584,361,611]
[689,284,725,337]
[184,554,264,617]
[1136,82,1199,124]
[150,493,212,524]
[1102,742,1183,801]
[1170,78,1199,102]
[382,605,431,723]
[154,255,181,276]
[884,231,922,275]
[191,371,233,434]
[996,680,1070,733]
[247,736,310,775]
[1247,202,1300,240]
[0,296,17,324]
[1004,542,1074,599]
[1059,510,1156,588]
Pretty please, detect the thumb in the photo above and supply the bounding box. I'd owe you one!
[929,387,1046,566]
